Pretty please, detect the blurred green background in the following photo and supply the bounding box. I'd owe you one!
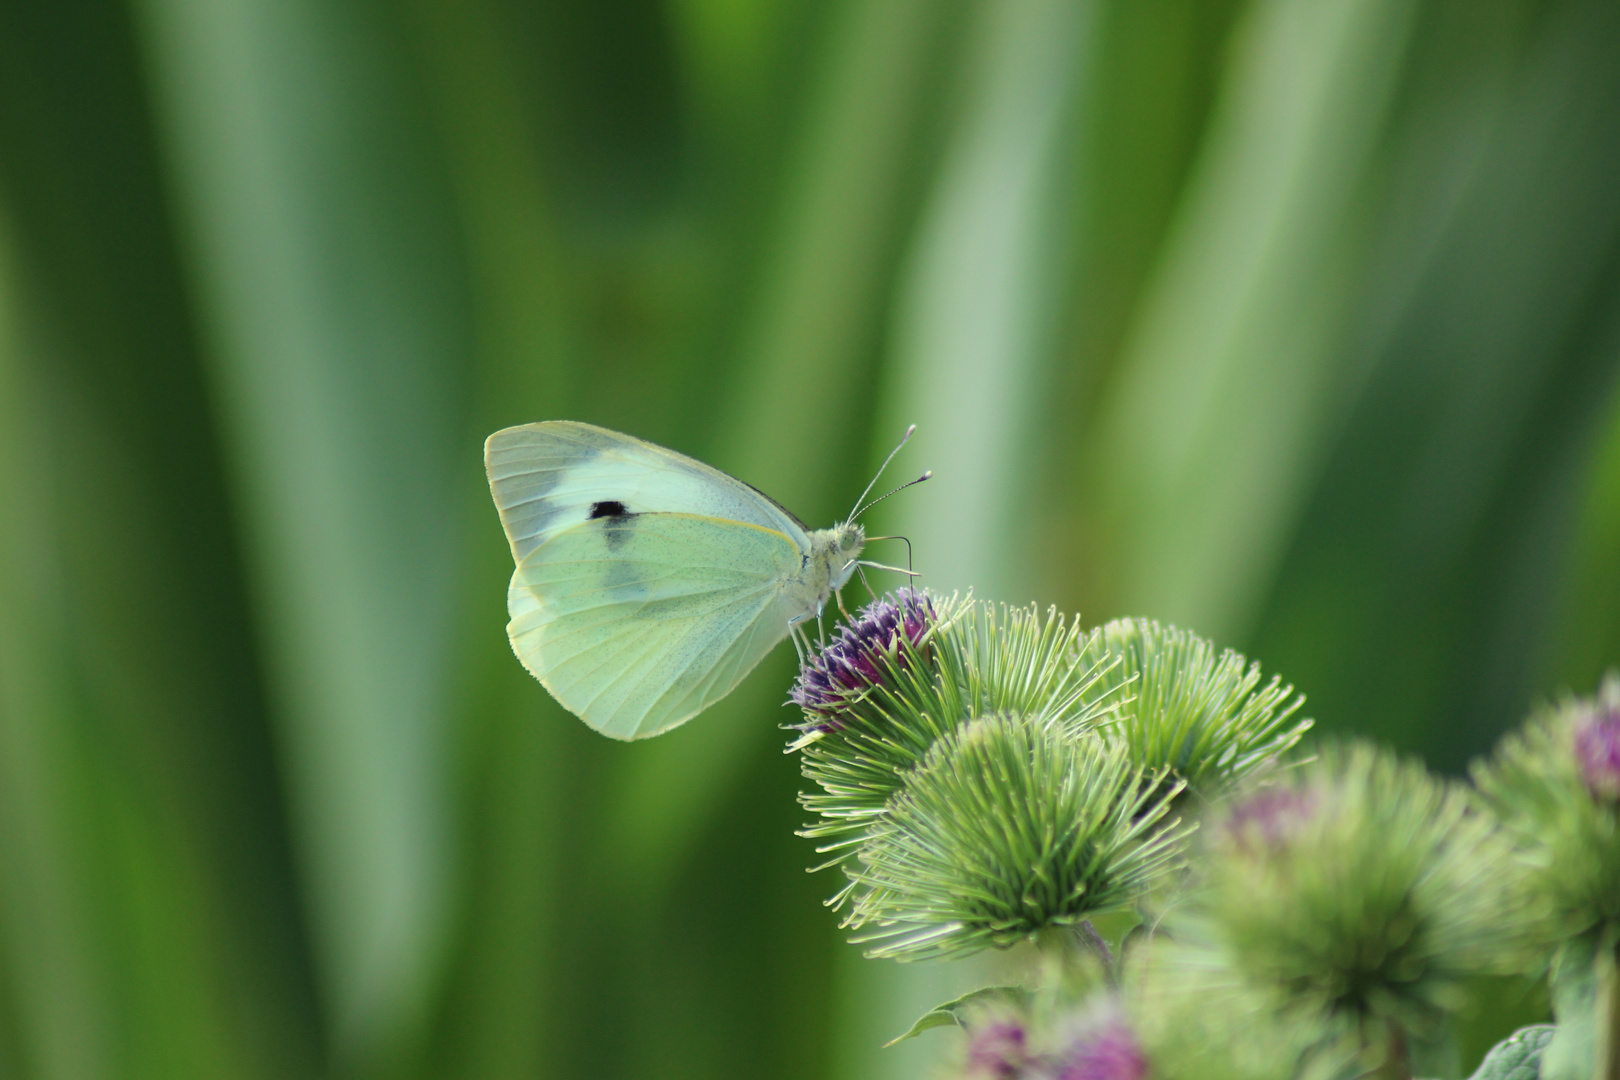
[1,0,1618,1076]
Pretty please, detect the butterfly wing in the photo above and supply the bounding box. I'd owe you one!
[485,420,811,567]
[506,511,802,739]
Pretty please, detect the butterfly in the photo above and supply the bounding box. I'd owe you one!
[484,421,926,739]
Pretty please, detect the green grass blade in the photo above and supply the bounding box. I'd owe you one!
[132,0,475,1057]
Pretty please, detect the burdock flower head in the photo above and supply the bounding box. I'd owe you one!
[1190,742,1542,1049]
[1574,698,1620,802]
[790,588,933,720]
[1076,619,1309,799]
[1474,673,1620,936]
[846,716,1189,960]
[792,595,1117,885]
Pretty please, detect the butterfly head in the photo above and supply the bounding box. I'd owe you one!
[829,522,866,590]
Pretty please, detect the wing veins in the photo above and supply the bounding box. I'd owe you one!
[625,593,780,734]
[530,582,779,654]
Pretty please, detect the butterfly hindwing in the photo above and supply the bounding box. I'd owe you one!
[506,511,802,739]
[485,420,811,566]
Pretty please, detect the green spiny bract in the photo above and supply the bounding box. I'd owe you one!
[1183,741,1543,1050]
[1472,673,1620,939]
[843,715,1190,961]
[791,593,1118,869]
[1076,618,1309,799]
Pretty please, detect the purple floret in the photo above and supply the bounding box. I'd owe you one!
[790,589,933,723]
[964,1020,1028,1078]
[1225,785,1318,852]
[1574,707,1620,802]
[1053,1019,1148,1080]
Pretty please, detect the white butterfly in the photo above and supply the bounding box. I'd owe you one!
[484,421,924,739]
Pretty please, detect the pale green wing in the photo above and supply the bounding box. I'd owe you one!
[506,511,802,739]
[485,420,812,565]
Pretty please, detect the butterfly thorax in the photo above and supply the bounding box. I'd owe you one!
[785,522,864,622]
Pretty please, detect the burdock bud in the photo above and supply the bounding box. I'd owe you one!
[1075,618,1309,798]
[964,1019,1029,1078]
[791,588,933,720]
[1473,673,1620,932]
[1053,1017,1149,1080]
[1574,706,1620,802]
[847,716,1189,960]
[1199,742,1541,1043]
[793,593,1122,894]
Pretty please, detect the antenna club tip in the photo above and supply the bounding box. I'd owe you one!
[904,423,917,436]
[920,470,933,481]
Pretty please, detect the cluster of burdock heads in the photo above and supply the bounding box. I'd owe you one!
[788,589,1620,1080]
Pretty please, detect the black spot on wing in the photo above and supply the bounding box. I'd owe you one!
[601,510,636,551]
[590,500,627,519]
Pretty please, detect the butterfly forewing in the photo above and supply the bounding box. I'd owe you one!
[506,511,803,738]
[485,421,811,565]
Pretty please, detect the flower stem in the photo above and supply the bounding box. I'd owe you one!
[1597,936,1620,1080]
[1070,920,1117,986]
[1367,1029,1411,1080]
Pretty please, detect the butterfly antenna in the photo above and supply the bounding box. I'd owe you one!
[850,471,931,524]
[847,424,918,524]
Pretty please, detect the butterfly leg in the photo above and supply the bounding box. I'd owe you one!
[836,588,852,621]
[856,559,920,577]
[795,623,817,662]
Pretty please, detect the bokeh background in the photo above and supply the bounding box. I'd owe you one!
[2,0,1618,1076]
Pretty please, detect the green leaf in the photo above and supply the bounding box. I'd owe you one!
[138,0,476,1056]
[1469,1025,1556,1080]
[882,985,1028,1047]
